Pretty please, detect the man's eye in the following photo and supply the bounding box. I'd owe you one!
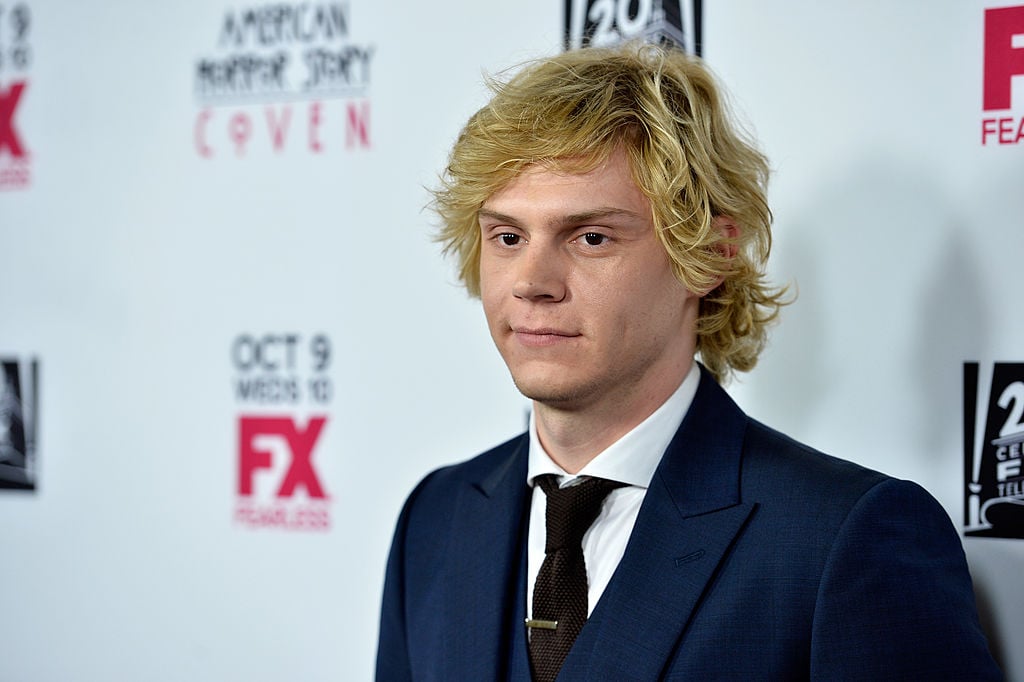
[582,232,606,246]
[499,233,520,246]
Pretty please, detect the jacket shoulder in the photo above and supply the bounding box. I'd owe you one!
[741,418,891,505]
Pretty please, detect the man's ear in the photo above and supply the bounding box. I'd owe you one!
[699,215,739,295]
[713,215,740,260]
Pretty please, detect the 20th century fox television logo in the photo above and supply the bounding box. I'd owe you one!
[965,363,1024,538]
[0,358,38,491]
[563,0,702,55]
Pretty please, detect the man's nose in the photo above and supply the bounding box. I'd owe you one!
[511,243,567,302]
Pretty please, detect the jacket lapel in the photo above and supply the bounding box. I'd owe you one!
[560,369,756,680]
[444,435,531,681]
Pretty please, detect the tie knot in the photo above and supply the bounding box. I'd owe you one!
[535,474,625,552]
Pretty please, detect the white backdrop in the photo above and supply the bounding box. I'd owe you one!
[2,1,1022,680]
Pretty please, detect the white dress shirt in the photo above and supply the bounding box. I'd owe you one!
[525,362,700,620]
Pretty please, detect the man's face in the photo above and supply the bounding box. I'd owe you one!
[478,149,700,414]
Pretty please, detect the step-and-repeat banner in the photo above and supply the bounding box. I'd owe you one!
[2,1,1022,679]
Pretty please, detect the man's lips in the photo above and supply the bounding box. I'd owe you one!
[510,327,581,347]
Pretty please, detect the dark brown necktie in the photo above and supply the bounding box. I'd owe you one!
[527,474,626,682]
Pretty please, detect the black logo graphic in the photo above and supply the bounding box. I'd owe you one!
[0,357,38,490]
[191,3,375,157]
[563,0,702,55]
[195,3,374,104]
[964,362,1024,538]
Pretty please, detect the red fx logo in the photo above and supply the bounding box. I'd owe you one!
[238,416,328,498]
[0,81,28,158]
[983,6,1024,111]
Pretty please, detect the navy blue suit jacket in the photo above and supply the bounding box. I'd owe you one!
[377,368,1001,680]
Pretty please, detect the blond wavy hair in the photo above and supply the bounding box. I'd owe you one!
[434,43,788,383]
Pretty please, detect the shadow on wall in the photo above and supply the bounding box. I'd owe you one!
[751,152,1016,672]
[911,227,990,458]
[749,155,988,473]
[972,571,1006,672]
[953,161,1024,677]
[746,220,829,429]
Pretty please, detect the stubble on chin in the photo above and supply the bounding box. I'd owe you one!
[508,372,595,411]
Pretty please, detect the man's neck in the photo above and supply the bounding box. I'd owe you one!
[533,358,695,474]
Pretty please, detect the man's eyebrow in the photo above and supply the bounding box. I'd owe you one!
[477,207,644,227]
[477,208,520,226]
[558,207,644,225]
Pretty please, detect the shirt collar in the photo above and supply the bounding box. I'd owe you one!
[527,362,701,489]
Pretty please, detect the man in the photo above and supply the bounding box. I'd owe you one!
[376,43,1001,680]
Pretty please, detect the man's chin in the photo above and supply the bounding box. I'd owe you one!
[511,376,591,410]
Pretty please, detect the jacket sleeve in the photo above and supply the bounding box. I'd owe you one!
[809,478,1003,680]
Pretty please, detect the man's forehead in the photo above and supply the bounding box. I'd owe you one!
[483,149,642,203]
[518,150,621,179]
[477,153,654,236]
